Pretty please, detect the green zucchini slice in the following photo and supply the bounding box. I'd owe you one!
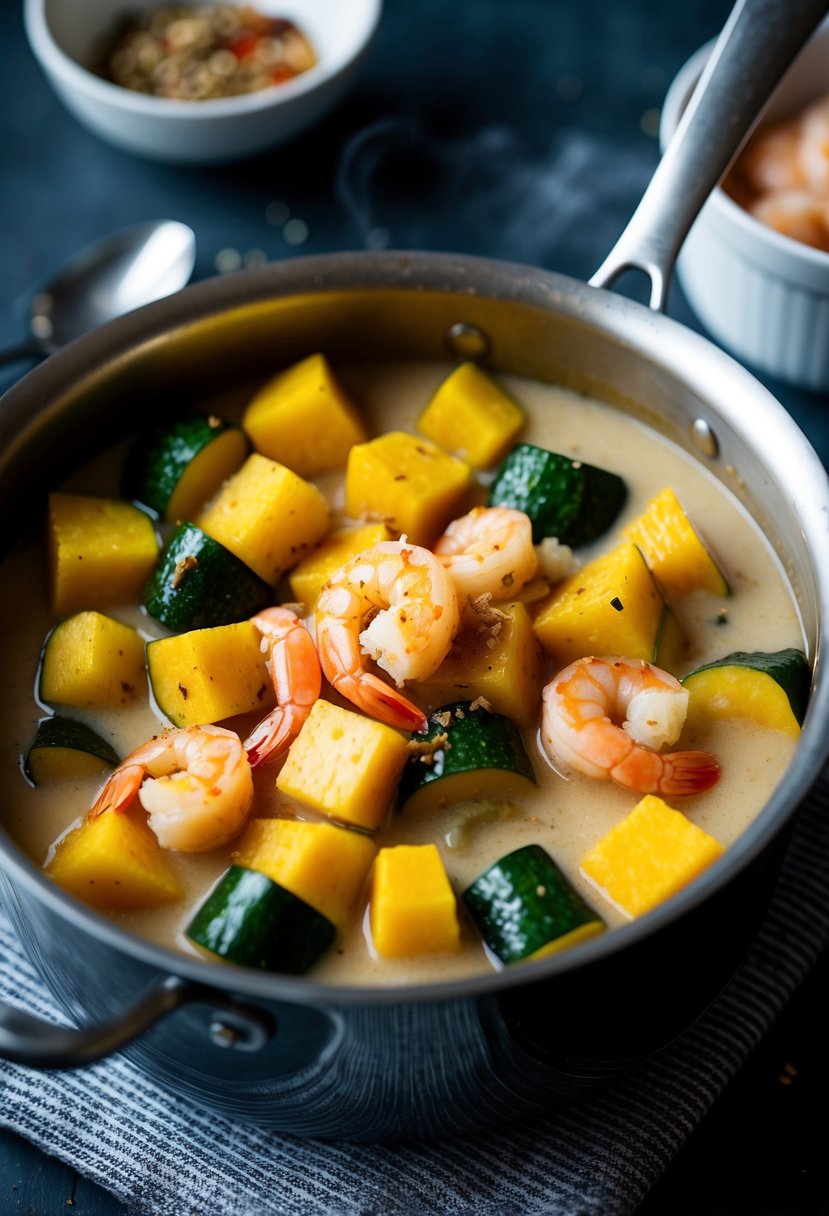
[488,442,627,546]
[682,648,810,737]
[24,716,120,785]
[463,844,605,965]
[186,865,336,974]
[398,701,535,814]
[125,414,249,523]
[144,523,271,631]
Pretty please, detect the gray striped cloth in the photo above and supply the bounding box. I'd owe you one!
[1,776,827,1216]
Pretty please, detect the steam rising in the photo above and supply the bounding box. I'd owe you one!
[336,119,656,278]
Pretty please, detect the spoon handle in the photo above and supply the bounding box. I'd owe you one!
[590,0,829,310]
[0,338,46,369]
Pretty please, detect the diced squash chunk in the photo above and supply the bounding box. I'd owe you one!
[49,493,158,615]
[277,699,409,831]
[684,665,802,738]
[196,453,330,585]
[166,425,250,524]
[242,353,369,477]
[580,794,724,919]
[414,601,543,724]
[345,432,471,546]
[369,843,461,957]
[288,523,391,611]
[29,749,113,783]
[622,486,729,597]
[40,612,146,709]
[417,363,524,468]
[233,818,376,928]
[532,543,667,669]
[147,621,274,727]
[46,807,183,911]
[25,717,119,785]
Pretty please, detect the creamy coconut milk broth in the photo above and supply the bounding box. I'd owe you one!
[0,360,804,986]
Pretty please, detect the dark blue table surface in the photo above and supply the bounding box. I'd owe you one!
[2,1,828,1212]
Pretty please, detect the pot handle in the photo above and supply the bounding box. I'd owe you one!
[590,0,829,311]
[0,975,275,1069]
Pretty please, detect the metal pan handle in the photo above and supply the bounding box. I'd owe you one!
[590,0,829,311]
[0,975,274,1068]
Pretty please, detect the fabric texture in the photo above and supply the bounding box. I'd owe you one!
[1,777,827,1216]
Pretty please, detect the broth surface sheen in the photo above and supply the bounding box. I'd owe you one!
[0,362,803,986]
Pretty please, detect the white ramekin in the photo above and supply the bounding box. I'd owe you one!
[661,23,829,393]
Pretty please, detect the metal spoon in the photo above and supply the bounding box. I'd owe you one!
[0,219,196,368]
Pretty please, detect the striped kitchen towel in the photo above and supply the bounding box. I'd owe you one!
[0,775,827,1216]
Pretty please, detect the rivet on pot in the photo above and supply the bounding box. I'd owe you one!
[446,323,489,360]
[208,1010,275,1052]
[691,418,719,460]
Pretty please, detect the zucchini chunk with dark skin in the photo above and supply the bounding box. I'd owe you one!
[144,522,271,631]
[186,866,336,974]
[398,701,536,813]
[463,844,605,965]
[682,648,810,737]
[24,716,120,785]
[488,442,627,546]
[125,413,249,523]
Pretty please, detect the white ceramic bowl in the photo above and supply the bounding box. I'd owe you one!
[661,22,829,392]
[24,0,382,164]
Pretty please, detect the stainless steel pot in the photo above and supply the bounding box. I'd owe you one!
[1,0,828,1141]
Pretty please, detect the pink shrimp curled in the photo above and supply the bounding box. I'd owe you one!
[540,656,720,797]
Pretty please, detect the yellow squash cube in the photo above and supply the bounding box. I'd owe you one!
[580,794,724,919]
[369,844,461,958]
[39,612,146,709]
[414,600,543,724]
[197,453,330,585]
[684,665,801,738]
[622,486,729,597]
[242,353,369,477]
[46,807,183,912]
[277,699,409,831]
[532,542,668,669]
[49,492,159,615]
[417,362,525,468]
[147,621,274,727]
[345,432,471,546]
[233,818,376,928]
[288,523,390,611]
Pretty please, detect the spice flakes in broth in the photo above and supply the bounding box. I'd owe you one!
[0,361,804,987]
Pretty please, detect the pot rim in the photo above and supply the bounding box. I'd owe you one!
[2,249,827,1008]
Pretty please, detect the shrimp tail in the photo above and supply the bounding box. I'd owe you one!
[88,764,145,819]
[658,751,721,797]
[331,668,428,733]
[244,606,322,768]
[244,709,294,769]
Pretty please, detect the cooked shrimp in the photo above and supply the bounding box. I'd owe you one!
[737,118,806,195]
[316,538,460,731]
[798,97,829,195]
[540,656,719,796]
[89,724,254,852]
[748,189,829,252]
[434,506,538,600]
[243,607,321,768]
